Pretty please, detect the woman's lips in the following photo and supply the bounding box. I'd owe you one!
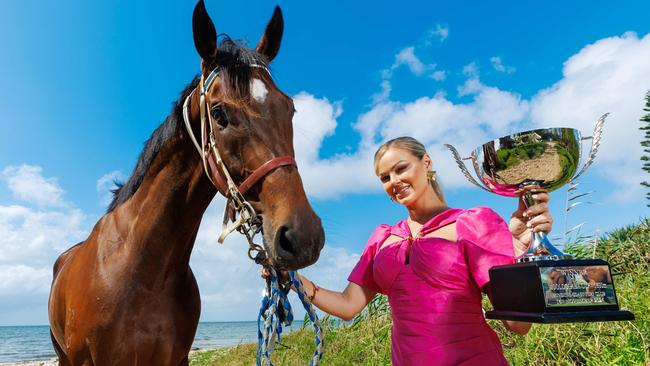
[394,185,411,199]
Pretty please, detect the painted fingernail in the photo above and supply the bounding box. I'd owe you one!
[532,194,539,200]
[526,222,532,228]
[523,211,528,217]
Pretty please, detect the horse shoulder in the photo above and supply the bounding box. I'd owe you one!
[52,213,115,278]
[52,241,85,278]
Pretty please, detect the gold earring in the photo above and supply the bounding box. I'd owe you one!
[427,170,436,183]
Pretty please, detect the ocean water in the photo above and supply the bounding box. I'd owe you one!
[0,321,303,363]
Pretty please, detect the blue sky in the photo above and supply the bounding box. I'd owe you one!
[1,0,649,325]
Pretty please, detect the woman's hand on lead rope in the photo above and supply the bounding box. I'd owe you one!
[509,190,553,256]
[259,268,319,301]
[260,267,292,287]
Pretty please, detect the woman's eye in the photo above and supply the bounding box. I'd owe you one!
[210,106,229,128]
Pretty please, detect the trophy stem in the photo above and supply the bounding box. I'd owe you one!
[518,191,573,262]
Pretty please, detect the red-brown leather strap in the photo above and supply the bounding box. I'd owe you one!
[206,154,296,197]
[206,153,229,196]
[238,156,296,195]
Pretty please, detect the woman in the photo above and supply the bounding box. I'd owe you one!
[276,137,552,365]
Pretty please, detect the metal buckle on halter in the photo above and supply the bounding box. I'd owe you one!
[239,201,257,222]
[209,132,218,150]
[249,243,266,262]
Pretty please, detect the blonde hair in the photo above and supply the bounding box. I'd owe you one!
[374,136,446,203]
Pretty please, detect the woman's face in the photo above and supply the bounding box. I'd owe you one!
[376,147,431,207]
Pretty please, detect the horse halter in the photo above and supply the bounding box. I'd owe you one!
[182,63,296,259]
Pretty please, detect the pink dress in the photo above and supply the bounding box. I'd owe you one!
[348,207,515,366]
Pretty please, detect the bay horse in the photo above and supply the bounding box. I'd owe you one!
[48,2,324,365]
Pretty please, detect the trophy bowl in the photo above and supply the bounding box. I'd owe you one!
[445,114,634,323]
[472,127,581,197]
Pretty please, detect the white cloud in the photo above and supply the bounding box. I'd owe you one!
[385,47,439,79]
[96,170,126,206]
[0,265,50,298]
[431,70,447,81]
[0,265,52,323]
[375,46,445,104]
[1,165,67,207]
[457,77,482,96]
[293,92,341,164]
[0,205,86,266]
[372,80,393,104]
[425,24,449,44]
[394,47,428,76]
[292,93,388,198]
[529,31,650,201]
[0,166,88,325]
[374,27,451,103]
[462,62,479,77]
[299,246,360,288]
[490,56,516,74]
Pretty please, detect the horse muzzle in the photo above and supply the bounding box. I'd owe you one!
[264,212,325,271]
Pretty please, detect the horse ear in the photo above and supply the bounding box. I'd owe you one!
[193,0,217,62]
[256,6,284,62]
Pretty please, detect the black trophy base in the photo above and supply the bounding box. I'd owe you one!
[485,310,635,324]
[486,259,635,323]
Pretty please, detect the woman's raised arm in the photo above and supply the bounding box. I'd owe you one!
[298,275,376,321]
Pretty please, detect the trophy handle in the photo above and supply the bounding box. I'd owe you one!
[444,144,493,192]
[571,113,608,182]
[469,150,483,180]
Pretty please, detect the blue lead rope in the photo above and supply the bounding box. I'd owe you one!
[257,269,324,366]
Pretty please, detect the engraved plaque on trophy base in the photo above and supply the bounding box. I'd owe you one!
[485,259,635,323]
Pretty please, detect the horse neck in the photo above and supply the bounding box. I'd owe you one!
[110,135,217,272]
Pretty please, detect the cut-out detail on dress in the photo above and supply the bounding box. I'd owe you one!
[420,222,458,242]
[380,234,407,251]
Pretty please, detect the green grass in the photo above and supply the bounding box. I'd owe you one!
[190,219,650,365]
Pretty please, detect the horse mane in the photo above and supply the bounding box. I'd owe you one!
[107,37,268,213]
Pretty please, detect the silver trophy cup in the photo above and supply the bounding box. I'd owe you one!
[445,114,607,262]
[444,114,634,323]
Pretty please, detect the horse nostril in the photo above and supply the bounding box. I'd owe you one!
[277,226,296,256]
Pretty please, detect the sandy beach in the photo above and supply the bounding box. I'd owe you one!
[0,359,58,366]
[0,349,213,366]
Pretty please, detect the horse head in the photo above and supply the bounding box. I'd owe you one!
[190,0,324,270]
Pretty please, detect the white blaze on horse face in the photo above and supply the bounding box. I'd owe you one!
[251,78,268,103]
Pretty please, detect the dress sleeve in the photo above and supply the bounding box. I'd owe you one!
[457,207,515,290]
[347,224,391,293]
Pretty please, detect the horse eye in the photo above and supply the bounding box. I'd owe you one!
[210,106,229,128]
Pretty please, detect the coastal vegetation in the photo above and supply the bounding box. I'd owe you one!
[641,90,650,206]
[190,219,649,365]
